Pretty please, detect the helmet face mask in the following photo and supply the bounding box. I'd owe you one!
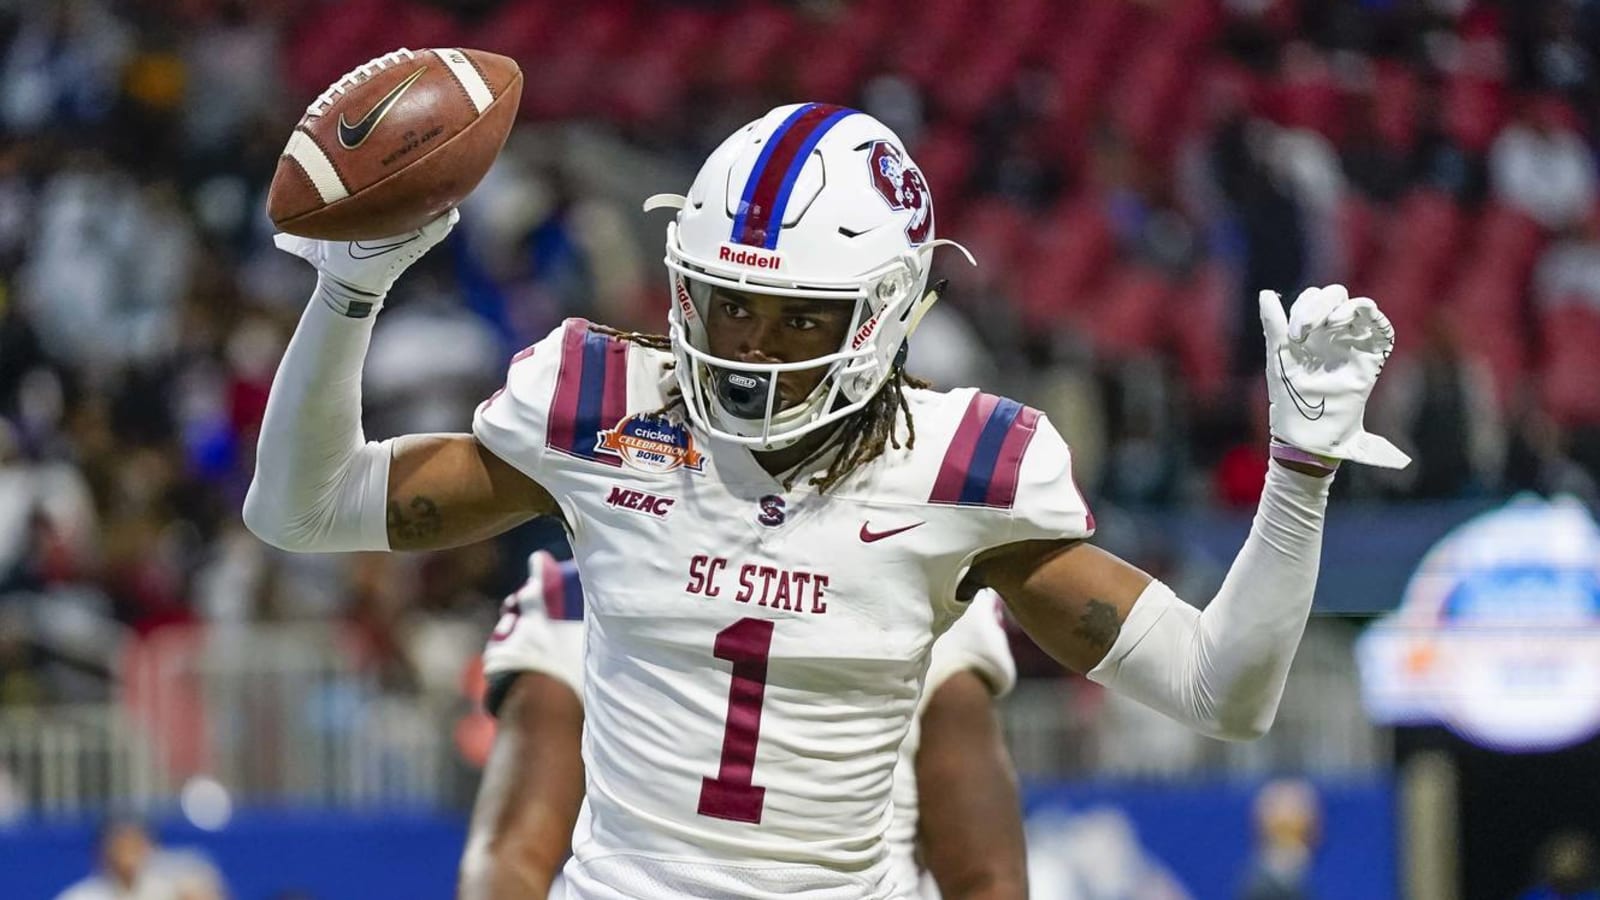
[649,103,972,451]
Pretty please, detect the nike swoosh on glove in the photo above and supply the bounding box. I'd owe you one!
[1260,284,1411,469]
[273,208,460,299]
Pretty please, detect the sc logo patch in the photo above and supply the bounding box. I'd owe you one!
[757,494,786,527]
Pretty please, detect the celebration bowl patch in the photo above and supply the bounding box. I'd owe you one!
[596,414,706,474]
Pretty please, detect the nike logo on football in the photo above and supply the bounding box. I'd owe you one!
[347,233,420,259]
[859,521,924,543]
[1277,350,1326,420]
[337,66,427,150]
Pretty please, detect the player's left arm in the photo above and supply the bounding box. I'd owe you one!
[458,672,585,900]
[915,669,1027,900]
[973,286,1406,741]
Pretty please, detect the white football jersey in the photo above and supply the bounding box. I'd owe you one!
[482,556,1016,900]
[473,319,1091,899]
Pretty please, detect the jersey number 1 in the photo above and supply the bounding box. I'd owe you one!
[698,617,773,824]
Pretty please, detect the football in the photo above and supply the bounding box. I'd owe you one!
[267,47,523,240]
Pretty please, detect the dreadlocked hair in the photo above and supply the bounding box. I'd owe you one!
[786,366,929,493]
[587,323,672,352]
[587,323,930,495]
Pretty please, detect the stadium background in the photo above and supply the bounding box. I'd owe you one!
[1,0,1598,897]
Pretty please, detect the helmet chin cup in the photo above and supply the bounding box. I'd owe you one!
[715,368,772,419]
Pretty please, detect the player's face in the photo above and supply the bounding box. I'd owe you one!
[704,287,854,408]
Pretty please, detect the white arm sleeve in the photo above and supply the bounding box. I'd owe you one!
[1086,463,1331,741]
[241,276,392,553]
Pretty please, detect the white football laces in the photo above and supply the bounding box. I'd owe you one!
[304,48,418,119]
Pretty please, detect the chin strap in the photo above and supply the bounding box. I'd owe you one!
[902,239,974,338]
[904,278,948,339]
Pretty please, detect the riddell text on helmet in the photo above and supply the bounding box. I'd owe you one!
[719,245,782,269]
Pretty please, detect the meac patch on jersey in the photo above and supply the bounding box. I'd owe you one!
[471,318,1090,893]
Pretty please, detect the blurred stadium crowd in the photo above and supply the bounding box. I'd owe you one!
[0,0,1598,717]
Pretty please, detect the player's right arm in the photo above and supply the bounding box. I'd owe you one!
[383,434,556,551]
[243,215,559,554]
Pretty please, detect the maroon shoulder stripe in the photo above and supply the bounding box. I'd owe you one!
[930,393,998,505]
[984,404,1040,508]
[546,320,590,458]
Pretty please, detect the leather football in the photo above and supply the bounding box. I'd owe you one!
[268,47,522,240]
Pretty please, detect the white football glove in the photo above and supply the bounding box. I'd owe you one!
[1260,284,1411,469]
[273,208,460,299]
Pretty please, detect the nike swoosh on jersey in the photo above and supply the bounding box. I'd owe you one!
[1277,350,1326,420]
[337,66,428,150]
[859,521,925,543]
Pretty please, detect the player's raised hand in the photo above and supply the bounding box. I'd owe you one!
[1260,284,1411,469]
[273,208,460,298]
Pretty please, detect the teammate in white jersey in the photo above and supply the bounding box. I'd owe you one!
[469,554,1022,898]
[459,551,1022,899]
[245,102,1409,898]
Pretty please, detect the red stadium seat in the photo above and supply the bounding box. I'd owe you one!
[713,5,797,92]
[1086,264,1172,358]
[1109,34,1191,156]
[1011,198,1114,329]
[948,198,1031,294]
[1539,304,1600,426]
[911,127,977,216]
[1362,190,1467,341]
[468,2,559,60]
[518,1,638,120]
[1170,263,1232,403]
[1371,62,1421,150]
[1444,74,1507,155]
[1440,255,1531,407]
[1270,47,1344,141]
[1472,203,1547,281]
[932,35,1023,125]
[1364,261,1437,356]
[1337,194,1380,285]
[606,9,713,124]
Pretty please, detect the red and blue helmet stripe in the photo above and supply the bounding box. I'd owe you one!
[729,103,857,250]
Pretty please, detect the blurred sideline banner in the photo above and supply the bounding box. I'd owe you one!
[1023,779,1397,900]
[1359,494,1600,751]
[1,779,1395,900]
[0,811,465,900]
[1127,499,1499,615]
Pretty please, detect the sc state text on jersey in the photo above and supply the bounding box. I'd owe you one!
[685,554,832,615]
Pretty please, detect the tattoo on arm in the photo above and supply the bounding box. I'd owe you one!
[387,496,442,542]
[1073,599,1121,653]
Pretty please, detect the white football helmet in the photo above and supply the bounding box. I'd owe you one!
[644,103,973,450]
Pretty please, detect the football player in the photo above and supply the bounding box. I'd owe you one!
[246,103,1408,898]
[457,551,1023,900]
